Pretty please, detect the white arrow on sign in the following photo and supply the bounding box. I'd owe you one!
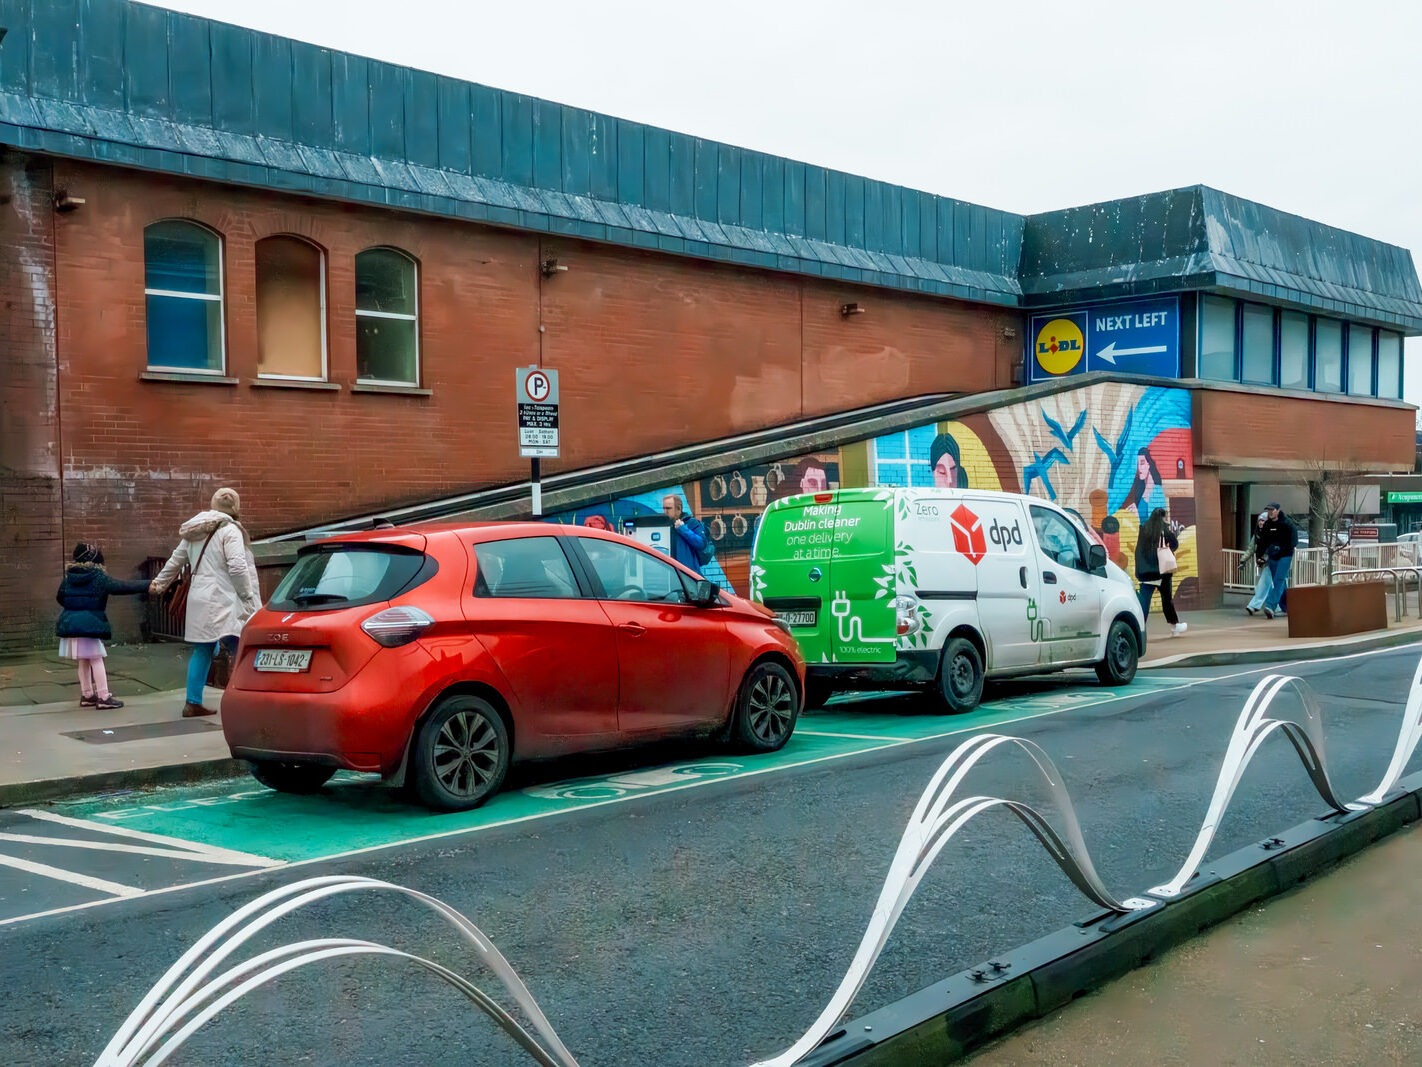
[1095,341,1168,365]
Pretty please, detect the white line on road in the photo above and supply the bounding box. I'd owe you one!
[795,730,905,742]
[0,832,281,868]
[0,852,141,898]
[13,808,280,868]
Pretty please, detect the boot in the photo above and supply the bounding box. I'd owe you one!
[182,701,216,718]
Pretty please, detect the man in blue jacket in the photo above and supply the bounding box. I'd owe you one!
[663,495,710,576]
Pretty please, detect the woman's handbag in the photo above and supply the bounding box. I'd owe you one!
[1157,535,1178,575]
[160,529,219,626]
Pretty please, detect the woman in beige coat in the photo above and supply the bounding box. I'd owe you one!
[150,487,260,718]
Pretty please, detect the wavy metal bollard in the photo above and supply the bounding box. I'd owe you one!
[748,732,1157,1067]
[95,876,580,1067]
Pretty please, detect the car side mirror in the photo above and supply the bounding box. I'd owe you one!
[1087,543,1108,575]
[691,579,721,607]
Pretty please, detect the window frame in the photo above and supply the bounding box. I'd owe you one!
[1029,505,1090,573]
[255,234,329,383]
[1197,294,1239,382]
[143,219,227,375]
[354,246,421,387]
[1376,330,1403,400]
[1312,316,1344,393]
[1239,301,1277,386]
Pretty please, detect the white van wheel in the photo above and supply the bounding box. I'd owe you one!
[936,637,984,714]
[1095,619,1139,686]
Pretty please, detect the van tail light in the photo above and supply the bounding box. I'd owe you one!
[813,493,835,504]
[892,594,922,636]
[361,606,435,647]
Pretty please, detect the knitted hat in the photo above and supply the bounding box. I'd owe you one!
[211,487,241,517]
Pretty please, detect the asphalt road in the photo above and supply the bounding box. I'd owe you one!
[3,646,1421,1067]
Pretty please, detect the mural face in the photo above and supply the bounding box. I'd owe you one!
[546,382,1196,606]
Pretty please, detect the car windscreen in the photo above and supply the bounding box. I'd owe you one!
[268,544,433,611]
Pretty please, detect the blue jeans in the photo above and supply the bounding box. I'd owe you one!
[1263,555,1294,612]
[1247,565,1273,611]
[186,637,237,705]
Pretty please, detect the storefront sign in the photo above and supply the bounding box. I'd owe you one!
[1028,295,1181,383]
[1387,491,1422,503]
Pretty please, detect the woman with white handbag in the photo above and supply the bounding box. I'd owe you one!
[1135,507,1187,636]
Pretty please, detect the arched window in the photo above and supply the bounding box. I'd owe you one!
[144,221,224,372]
[256,235,327,380]
[355,247,420,385]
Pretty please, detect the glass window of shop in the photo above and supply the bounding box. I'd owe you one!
[1240,303,1275,384]
[1279,311,1309,388]
[1347,324,1375,395]
[1199,296,1237,381]
[1314,318,1343,392]
[1377,331,1402,399]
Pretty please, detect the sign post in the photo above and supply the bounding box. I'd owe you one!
[516,366,560,516]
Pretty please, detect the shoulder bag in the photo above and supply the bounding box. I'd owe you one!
[1156,535,1178,575]
[161,528,221,626]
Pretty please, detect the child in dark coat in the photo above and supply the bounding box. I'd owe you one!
[56,542,149,709]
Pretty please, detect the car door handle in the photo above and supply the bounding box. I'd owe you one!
[1019,566,1028,589]
[1042,571,1058,585]
[617,622,646,636]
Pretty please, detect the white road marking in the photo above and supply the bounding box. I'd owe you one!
[12,808,280,868]
[0,833,280,868]
[2,642,1418,928]
[795,730,904,742]
[0,852,141,898]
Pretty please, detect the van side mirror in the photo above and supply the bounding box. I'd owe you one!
[691,579,722,607]
[1087,543,1108,575]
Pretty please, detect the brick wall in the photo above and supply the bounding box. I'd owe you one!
[0,154,64,650]
[23,158,1014,648]
[1197,389,1414,469]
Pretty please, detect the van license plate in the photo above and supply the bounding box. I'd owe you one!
[255,649,313,673]
[776,610,818,628]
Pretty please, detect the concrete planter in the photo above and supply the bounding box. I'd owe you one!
[1286,580,1388,639]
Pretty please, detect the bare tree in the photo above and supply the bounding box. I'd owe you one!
[1300,460,1367,584]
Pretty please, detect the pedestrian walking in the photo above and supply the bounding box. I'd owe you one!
[149,488,260,718]
[1257,502,1298,619]
[1135,507,1187,636]
[663,495,713,576]
[1244,511,1273,615]
[56,542,150,710]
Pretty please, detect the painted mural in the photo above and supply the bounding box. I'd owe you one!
[546,382,1196,606]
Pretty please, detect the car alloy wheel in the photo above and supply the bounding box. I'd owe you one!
[412,695,511,812]
[734,661,800,752]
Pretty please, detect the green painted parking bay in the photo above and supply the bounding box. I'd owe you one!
[57,676,1197,865]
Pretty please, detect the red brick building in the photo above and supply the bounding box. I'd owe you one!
[0,0,1418,650]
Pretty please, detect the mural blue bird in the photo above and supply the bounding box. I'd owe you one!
[1093,406,1136,490]
[1022,446,1070,500]
[1042,408,1088,454]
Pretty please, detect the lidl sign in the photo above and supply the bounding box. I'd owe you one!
[1027,296,1181,382]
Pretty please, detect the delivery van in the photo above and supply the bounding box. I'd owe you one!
[749,487,1145,712]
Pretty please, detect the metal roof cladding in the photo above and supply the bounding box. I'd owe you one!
[0,0,1419,331]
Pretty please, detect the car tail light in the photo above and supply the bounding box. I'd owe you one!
[893,594,922,636]
[361,606,435,647]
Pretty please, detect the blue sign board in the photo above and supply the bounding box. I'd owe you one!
[1027,296,1181,383]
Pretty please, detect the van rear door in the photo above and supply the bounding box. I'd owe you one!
[752,491,895,664]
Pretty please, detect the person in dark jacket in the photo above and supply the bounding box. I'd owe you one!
[1135,508,1187,637]
[663,495,711,576]
[56,542,149,709]
[1257,502,1298,619]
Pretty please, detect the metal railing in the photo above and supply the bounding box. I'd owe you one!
[1223,543,1420,596]
[1328,566,1422,623]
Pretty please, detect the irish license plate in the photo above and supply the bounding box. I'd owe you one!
[254,649,313,673]
[776,609,818,628]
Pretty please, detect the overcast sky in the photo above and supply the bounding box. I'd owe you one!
[154,0,1422,409]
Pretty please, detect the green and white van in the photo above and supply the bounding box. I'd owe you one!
[750,487,1145,712]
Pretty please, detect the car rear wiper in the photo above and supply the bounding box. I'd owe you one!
[292,592,350,606]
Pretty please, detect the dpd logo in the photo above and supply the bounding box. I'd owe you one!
[949,504,986,564]
[988,517,1024,549]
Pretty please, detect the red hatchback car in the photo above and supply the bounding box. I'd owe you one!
[222,523,805,811]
